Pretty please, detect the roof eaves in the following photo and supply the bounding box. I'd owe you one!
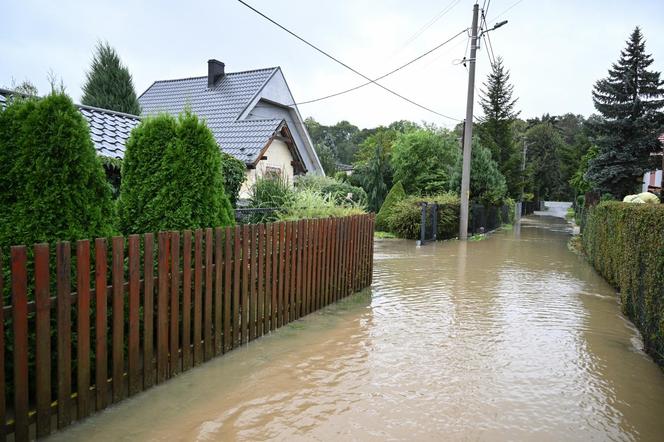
[235,67,280,121]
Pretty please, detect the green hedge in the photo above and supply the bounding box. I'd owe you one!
[582,202,664,366]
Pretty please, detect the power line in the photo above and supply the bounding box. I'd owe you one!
[294,28,468,106]
[399,0,462,49]
[236,0,462,122]
[488,0,524,22]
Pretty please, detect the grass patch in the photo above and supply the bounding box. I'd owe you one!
[374,231,397,239]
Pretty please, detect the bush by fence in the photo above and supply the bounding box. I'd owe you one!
[582,202,664,367]
[0,214,374,440]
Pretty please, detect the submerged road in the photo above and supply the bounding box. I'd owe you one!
[50,216,664,441]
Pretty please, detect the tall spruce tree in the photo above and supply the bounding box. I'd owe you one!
[478,57,521,198]
[81,42,141,115]
[586,27,664,197]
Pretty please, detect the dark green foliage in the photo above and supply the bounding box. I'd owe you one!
[81,42,141,115]
[582,202,664,367]
[478,57,521,198]
[385,194,459,240]
[248,174,294,222]
[314,142,338,175]
[587,27,664,198]
[391,129,459,195]
[523,122,568,200]
[118,112,234,234]
[450,137,507,205]
[220,151,247,206]
[570,145,598,194]
[0,92,115,247]
[376,181,406,231]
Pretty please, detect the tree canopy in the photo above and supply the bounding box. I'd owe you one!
[81,42,141,115]
[586,27,664,198]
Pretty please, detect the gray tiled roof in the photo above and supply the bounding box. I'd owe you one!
[139,68,283,164]
[78,105,140,159]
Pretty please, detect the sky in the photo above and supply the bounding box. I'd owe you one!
[2,0,664,129]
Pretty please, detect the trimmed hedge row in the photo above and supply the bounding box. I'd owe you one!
[582,202,664,366]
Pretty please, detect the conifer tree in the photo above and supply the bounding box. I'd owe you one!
[478,57,521,198]
[81,42,141,115]
[587,27,664,197]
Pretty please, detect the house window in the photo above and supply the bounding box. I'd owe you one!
[264,165,282,178]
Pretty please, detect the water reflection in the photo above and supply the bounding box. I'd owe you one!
[51,217,664,441]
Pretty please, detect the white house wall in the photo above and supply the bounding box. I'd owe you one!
[239,138,295,199]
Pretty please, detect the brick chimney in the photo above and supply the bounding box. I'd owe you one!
[208,59,225,88]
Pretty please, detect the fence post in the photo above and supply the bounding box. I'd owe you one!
[418,203,427,246]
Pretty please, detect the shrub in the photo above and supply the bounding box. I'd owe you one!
[376,181,406,231]
[582,202,664,367]
[295,175,367,208]
[0,92,115,246]
[391,129,459,195]
[385,193,459,240]
[278,189,364,221]
[220,151,246,207]
[118,111,234,234]
[248,174,295,223]
[450,138,507,206]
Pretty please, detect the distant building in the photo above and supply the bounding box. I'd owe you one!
[642,133,664,193]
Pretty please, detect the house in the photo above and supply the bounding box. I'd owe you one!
[138,60,323,198]
[642,133,664,194]
[1,59,323,200]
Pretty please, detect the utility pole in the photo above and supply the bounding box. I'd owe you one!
[459,2,480,240]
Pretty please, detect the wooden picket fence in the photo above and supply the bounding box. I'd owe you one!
[0,214,375,441]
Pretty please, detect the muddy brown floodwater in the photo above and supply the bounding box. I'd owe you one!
[49,216,664,441]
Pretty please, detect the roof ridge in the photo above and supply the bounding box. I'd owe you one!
[149,67,279,86]
[77,103,142,120]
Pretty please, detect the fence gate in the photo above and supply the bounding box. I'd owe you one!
[417,203,438,246]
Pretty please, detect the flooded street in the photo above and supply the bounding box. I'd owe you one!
[50,216,664,441]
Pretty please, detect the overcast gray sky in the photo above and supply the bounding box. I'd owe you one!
[2,0,664,129]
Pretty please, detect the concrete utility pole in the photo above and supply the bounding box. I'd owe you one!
[459,3,480,240]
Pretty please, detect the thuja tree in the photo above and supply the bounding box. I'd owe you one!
[220,151,247,207]
[118,112,234,234]
[587,27,664,198]
[81,41,141,115]
[0,92,115,246]
[477,57,521,198]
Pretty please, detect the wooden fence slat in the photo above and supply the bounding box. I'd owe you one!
[34,244,51,437]
[170,231,181,374]
[128,235,141,395]
[249,225,257,341]
[11,247,29,441]
[57,242,73,427]
[316,219,324,309]
[214,228,223,355]
[143,234,155,388]
[182,231,192,371]
[257,224,265,338]
[295,221,302,320]
[241,225,250,344]
[193,230,203,366]
[333,218,340,302]
[283,222,291,325]
[0,253,5,442]
[278,222,286,328]
[313,219,320,312]
[305,219,312,315]
[76,240,92,420]
[232,226,241,347]
[323,219,331,307]
[270,223,278,331]
[289,221,297,321]
[112,237,125,402]
[223,227,232,352]
[157,232,170,381]
[339,218,346,299]
[265,224,273,333]
[204,228,213,359]
[95,239,108,410]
